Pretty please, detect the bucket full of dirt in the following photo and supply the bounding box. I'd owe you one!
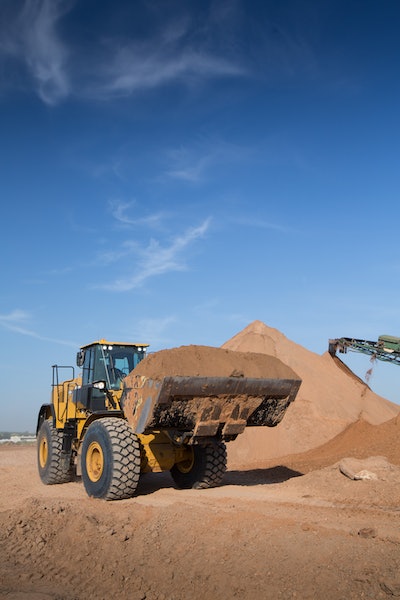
[121,345,301,442]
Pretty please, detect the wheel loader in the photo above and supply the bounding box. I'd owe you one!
[37,340,301,500]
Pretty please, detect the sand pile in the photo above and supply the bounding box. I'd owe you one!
[223,321,399,466]
[300,413,400,467]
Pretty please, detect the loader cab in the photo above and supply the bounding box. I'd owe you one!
[75,340,148,411]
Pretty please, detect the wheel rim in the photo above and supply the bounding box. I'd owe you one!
[175,448,195,473]
[86,441,104,482]
[39,437,48,469]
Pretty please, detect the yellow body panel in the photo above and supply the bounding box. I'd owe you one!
[138,431,192,473]
[51,376,124,439]
[50,376,188,474]
[52,376,82,429]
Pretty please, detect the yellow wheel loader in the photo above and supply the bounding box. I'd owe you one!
[37,340,301,500]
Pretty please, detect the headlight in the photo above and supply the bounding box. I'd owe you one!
[93,380,106,390]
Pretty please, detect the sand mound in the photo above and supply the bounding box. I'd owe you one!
[223,321,399,465]
[303,414,400,466]
[277,414,400,477]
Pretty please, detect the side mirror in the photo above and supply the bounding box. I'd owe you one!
[76,350,85,367]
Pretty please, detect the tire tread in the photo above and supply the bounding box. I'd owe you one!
[82,417,140,500]
[37,419,73,485]
[171,441,227,490]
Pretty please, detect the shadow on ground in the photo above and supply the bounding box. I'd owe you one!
[223,466,303,486]
[135,465,303,496]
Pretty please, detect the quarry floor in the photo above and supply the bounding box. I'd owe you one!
[1,444,400,600]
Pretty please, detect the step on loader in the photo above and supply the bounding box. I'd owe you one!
[37,340,301,500]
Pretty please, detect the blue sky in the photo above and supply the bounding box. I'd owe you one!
[1,0,400,431]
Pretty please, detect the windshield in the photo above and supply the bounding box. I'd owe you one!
[85,344,146,390]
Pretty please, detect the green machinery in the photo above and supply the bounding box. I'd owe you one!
[329,335,400,366]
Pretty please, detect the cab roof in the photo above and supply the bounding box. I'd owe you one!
[80,339,149,350]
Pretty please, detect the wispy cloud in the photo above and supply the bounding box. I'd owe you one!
[0,2,330,107]
[100,218,211,291]
[165,138,252,183]
[166,153,211,183]
[0,309,76,346]
[0,309,30,327]
[230,215,292,233]
[0,0,71,104]
[96,240,139,267]
[0,1,245,105]
[109,200,168,230]
[87,2,246,100]
[97,47,245,99]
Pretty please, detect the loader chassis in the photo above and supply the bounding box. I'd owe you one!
[37,339,301,500]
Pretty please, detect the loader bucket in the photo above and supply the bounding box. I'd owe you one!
[121,374,301,442]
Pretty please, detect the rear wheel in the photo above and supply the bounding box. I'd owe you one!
[37,419,74,485]
[81,418,140,500]
[170,441,227,489]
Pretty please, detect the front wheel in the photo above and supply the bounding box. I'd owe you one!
[170,441,227,490]
[81,418,141,500]
[37,419,74,485]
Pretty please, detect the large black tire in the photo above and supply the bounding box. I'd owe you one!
[37,419,74,485]
[81,417,140,500]
[170,441,227,490]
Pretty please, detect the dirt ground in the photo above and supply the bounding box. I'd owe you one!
[1,439,400,600]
